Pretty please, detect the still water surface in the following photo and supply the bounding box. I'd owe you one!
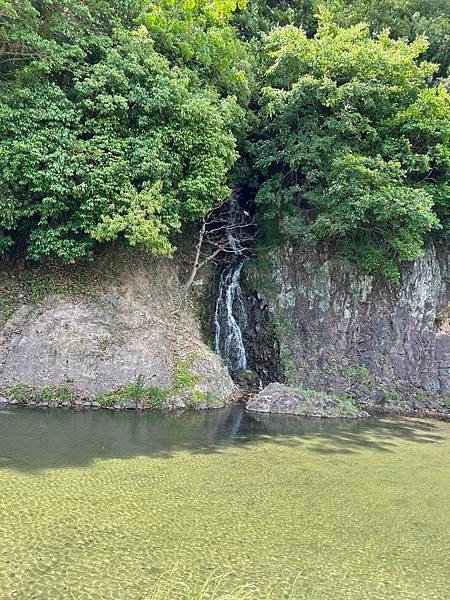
[0,406,449,599]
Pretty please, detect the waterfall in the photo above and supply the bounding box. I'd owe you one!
[214,195,249,372]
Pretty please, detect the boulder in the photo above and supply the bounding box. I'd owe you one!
[246,383,369,418]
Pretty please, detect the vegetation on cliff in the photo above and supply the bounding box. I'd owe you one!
[0,0,448,279]
[254,19,448,279]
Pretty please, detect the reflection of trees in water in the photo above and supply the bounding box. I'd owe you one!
[244,410,447,454]
[0,405,446,472]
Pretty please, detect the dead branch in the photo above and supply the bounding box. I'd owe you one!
[182,200,256,299]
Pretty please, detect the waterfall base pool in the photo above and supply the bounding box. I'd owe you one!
[0,406,449,599]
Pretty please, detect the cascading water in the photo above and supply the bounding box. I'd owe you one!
[214,196,249,373]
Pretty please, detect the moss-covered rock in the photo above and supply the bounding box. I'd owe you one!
[246,383,369,418]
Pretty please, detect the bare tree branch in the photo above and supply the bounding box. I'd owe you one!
[182,199,256,299]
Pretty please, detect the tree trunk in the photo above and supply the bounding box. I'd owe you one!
[182,219,206,298]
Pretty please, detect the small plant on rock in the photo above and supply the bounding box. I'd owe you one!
[96,375,168,408]
[172,355,202,392]
[441,397,450,408]
[335,394,360,415]
[7,383,36,404]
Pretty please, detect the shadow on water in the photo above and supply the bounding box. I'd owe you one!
[0,404,446,472]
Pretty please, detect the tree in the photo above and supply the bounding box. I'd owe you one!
[321,0,450,76]
[140,0,254,104]
[0,1,245,261]
[253,17,449,280]
[234,0,316,39]
[1,0,448,279]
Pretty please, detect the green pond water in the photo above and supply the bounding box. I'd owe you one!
[0,405,449,599]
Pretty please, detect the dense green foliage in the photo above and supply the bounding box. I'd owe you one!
[0,0,448,278]
[0,0,245,260]
[235,0,317,38]
[323,0,450,75]
[254,18,449,278]
[141,0,253,102]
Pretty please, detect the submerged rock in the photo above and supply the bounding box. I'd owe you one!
[246,383,369,418]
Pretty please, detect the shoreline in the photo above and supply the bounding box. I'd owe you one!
[1,396,448,421]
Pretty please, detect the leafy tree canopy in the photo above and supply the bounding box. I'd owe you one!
[0,0,245,260]
[141,0,254,103]
[254,17,449,280]
[0,1,448,279]
[234,0,316,39]
[236,0,450,75]
[322,0,450,76]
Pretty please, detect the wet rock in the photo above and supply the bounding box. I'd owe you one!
[0,397,8,404]
[247,383,369,418]
[206,397,226,409]
[232,369,260,390]
[240,290,284,387]
[121,401,136,410]
[164,397,186,410]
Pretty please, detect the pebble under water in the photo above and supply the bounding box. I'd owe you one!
[0,405,449,599]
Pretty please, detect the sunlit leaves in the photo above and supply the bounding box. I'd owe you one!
[254,18,449,279]
[0,1,242,261]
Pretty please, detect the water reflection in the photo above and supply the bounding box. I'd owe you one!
[0,404,445,472]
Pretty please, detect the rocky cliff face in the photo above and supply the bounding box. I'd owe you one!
[245,244,449,407]
[0,249,234,406]
[1,243,448,412]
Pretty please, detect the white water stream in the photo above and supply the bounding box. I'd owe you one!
[213,196,249,372]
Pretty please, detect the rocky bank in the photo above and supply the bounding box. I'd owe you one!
[247,383,369,418]
[1,242,449,417]
[0,249,235,409]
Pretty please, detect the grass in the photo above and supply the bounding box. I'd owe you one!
[141,569,306,600]
[22,264,102,304]
[4,378,169,409]
[172,355,202,392]
[291,387,361,415]
[6,383,77,405]
[97,376,169,408]
[293,387,327,400]
[335,394,360,415]
[342,365,372,387]
[0,297,14,319]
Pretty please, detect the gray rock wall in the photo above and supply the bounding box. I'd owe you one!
[0,250,234,402]
[247,244,449,404]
